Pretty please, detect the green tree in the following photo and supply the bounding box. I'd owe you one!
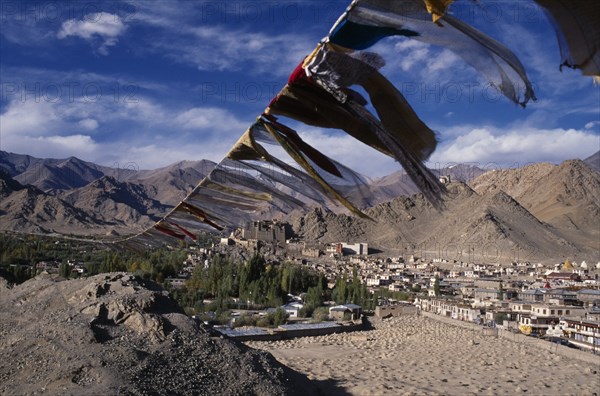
[305,283,323,308]
[495,312,507,324]
[272,307,288,327]
[281,266,290,292]
[353,268,364,304]
[59,262,71,278]
[333,276,347,304]
[433,275,440,297]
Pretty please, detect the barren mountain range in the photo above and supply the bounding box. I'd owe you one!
[0,152,215,235]
[470,160,599,244]
[0,150,598,263]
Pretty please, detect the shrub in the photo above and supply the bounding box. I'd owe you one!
[233,314,257,328]
[311,307,330,323]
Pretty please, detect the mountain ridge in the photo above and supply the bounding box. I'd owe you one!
[289,178,595,264]
[0,151,216,206]
[0,171,109,234]
[0,150,598,263]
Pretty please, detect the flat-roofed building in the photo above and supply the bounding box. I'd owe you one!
[560,319,600,351]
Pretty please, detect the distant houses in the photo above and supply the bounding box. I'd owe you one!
[517,289,545,302]
[329,304,362,321]
[545,272,581,282]
[36,261,59,272]
[414,284,600,352]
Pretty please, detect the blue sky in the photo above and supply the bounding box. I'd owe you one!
[0,0,598,178]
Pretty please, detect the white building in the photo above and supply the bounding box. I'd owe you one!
[341,242,368,256]
[281,302,304,319]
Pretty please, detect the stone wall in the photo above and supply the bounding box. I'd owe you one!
[218,322,364,342]
[375,304,418,318]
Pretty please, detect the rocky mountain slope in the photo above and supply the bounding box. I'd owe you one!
[0,151,215,206]
[291,176,597,264]
[59,176,169,229]
[1,151,598,262]
[584,150,600,172]
[0,273,316,395]
[0,152,127,191]
[0,152,216,235]
[2,151,488,211]
[130,160,215,205]
[469,160,600,249]
[0,172,168,235]
[0,172,108,234]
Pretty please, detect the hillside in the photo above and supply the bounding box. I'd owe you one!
[0,172,108,234]
[291,181,596,264]
[469,160,600,251]
[131,160,215,206]
[583,150,600,172]
[59,176,170,231]
[0,152,215,234]
[1,151,598,262]
[0,151,215,207]
[0,273,315,395]
[0,152,128,191]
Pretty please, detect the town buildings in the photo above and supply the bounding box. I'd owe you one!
[155,225,600,353]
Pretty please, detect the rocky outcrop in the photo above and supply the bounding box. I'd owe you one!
[69,274,182,343]
[0,273,316,395]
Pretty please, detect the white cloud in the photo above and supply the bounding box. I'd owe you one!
[185,26,311,75]
[0,96,113,138]
[40,135,98,152]
[371,37,477,95]
[129,16,311,76]
[0,100,62,136]
[0,94,250,171]
[123,0,321,76]
[430,126,599,166]
[120,99,168,124]
[390,39,461,75]
[57,12,126,55]
[1,134,98,160]
[392,40,430,72]
[585,120,600,130]
[427,50,461,73]
[78,118,99,131]
[0,98,101,159]
[2,96,595,178]
[175,107,247,133]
